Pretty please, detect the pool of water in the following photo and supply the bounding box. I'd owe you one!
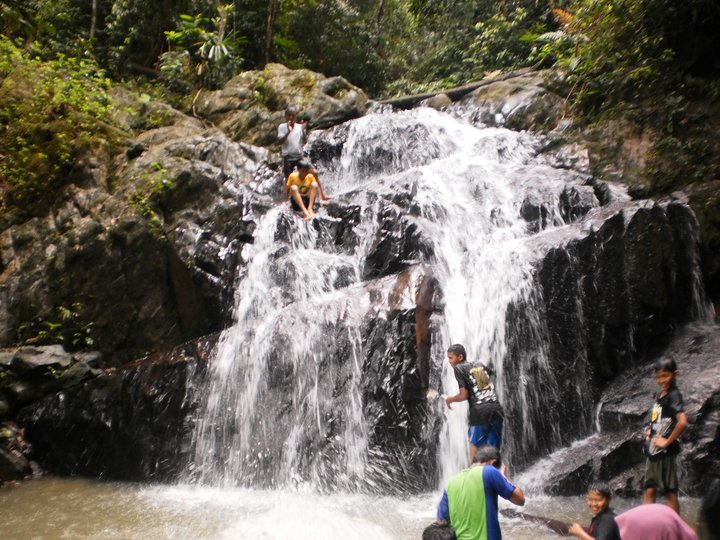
[0,477,702,539]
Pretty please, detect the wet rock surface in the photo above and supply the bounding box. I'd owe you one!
[17,336,217,481]
[193,63,369,147]
[529,325,720,496]
[1,66,716,493]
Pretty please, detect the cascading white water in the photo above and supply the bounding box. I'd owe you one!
[189,107,576,491]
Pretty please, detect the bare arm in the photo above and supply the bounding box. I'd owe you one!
[278,122,292,143]
[654,411,689,449]
[509,486,525,506]
[311,170,331,201]
[283,183,290,203]
[568,523,592,539]
[445,387,469,409]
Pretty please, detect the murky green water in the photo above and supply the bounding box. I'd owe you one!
[0,477,702,539]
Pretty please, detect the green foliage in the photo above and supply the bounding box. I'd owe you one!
[129,161,174,238]
[160,4,245,90]
[275,0,389,95]
[554,0,720,117]
[0,35,116,216]
[385,0,550,93]
[17,303,95,351]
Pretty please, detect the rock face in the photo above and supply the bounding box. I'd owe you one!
[525,325,720,497]
[4,66,718,495]
[17,337,216,481]
[193,63,370,148]
[448,70,565,132]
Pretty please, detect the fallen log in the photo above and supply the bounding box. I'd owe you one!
[378,67,536,110]
[500,508,574,537]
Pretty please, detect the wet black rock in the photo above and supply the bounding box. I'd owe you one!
[505,200,709,469]
[17,336,217,481]
[534,325,720,497]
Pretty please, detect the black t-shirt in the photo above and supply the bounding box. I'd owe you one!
[647,386,685,457]
[588,508,620,540]
[452,361,503,426]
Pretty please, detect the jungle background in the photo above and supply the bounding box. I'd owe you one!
[1,0,720,306]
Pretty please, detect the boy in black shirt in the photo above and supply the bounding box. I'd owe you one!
[569,484,621,540]
[444,343,504,465]
[643,357,689,514]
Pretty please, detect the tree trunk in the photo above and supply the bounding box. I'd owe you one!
[373,0,386,51]
[264,0,277,66]
[90,0,98,40]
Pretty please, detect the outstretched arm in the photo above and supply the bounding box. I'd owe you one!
[445,387,469,409]
[311,169,331,202]
[568,523,592,539]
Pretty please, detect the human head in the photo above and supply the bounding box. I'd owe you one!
[297,159,311,171]
[654,357,678,392]
[587,483,612,516]
[446,344,466,366]
[422,522,456,540]
[285,105,298,121]
[472,444,501,467]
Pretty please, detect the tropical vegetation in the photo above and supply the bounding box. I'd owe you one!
[1,0,719,208]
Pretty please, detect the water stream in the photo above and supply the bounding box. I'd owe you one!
[3,108,709,538]
[188,108,580,491]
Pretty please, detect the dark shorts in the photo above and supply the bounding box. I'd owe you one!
[283,156,302,178]
[468,419,503,449]
[644,453,678,492]
[290,194,311,212]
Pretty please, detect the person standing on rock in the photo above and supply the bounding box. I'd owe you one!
[277,105,308,181]
[436,445,525,540]
[445,343,504,465]
[642,357,689,514]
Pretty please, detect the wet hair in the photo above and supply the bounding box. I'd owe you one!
[654,357,678,373]
[587,483,612,500]
[297,159,312,169]
[473,444,502,466]
[422,522,456,540]
[447,344,466,361]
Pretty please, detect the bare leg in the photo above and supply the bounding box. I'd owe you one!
[307,183,318,217]
[665,491,680,514]
[468,442,477,467]
[289,186,312,219]
[644,487,657,505]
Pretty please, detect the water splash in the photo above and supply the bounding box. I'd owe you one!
[188,106,709,493]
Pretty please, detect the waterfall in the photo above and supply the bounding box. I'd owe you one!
[187,106,708,492]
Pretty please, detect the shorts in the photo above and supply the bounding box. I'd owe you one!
[468,419,503,449]
[290,194,311,211]
[644,453,678,492]
[283,156,302,178]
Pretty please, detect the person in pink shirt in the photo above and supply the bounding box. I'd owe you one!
[615,503,697,540]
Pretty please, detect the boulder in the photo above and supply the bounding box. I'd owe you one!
[193,63,369,148]
[17,336,217,481]
[451,71,565,132]
[525,325,720,496]
[0,345,102,419]
[504,199,710,468]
